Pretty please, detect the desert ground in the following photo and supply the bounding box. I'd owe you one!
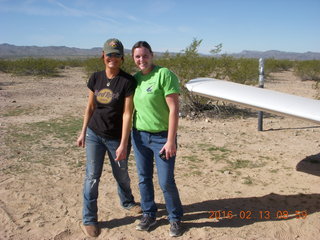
[0,67,319,240]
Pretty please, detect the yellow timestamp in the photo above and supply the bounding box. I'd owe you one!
[208,210,308,220]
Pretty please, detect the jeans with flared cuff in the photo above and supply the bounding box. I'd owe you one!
[82,127,135,225]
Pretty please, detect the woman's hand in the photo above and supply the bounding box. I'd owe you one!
[160,141,176,160]
[115,144,127,161]
[76,133,86,148]
[161,93,179,160]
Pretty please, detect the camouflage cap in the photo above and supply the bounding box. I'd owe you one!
[103,38,124,56]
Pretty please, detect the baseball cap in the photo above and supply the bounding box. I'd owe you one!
[103,38,124,56]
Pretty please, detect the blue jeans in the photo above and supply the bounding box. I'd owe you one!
[131,128,183,222]
[82,127,135,225]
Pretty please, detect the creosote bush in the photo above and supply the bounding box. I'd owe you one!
[294,60,320,81]
[293,60,320,99]
[265,58,295,73]
[0,58,61,76]
[0,58,86,77]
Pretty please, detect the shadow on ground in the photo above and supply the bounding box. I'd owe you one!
[296,152,320,176]
[97,192,319,231]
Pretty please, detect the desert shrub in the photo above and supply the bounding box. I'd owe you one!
[221,57,258,85]
[294,60,320,99]
[265,58,295,73]
[6,58,61,76]
[154,39,217,84]
[0,58,86,76]
[121,55,137,74]
[0,59,12,73]
[156,55,214,83]
[293,60,320,81]
[60,58,84,68]
[213,55,235,79]
[152,40,219,112]
[82,57,104,76]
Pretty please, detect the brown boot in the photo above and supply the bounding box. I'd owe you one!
[81,224,101,237]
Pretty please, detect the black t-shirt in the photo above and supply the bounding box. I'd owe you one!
[87,69,136,139]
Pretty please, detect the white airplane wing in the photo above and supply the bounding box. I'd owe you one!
[185,78,320,124]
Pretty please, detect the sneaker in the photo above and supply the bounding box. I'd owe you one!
[81,224,101,237]
[136,214,156,231]
[169,221,183,237]
[127,204,142,214]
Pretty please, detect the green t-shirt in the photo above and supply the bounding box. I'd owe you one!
[133,66,180,132]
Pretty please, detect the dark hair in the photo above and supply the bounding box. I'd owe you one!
[131,41,153,55]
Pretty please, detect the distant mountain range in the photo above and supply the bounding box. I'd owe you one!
[1,43,320,60]
[228,50,320,61]
[0,43,102,58]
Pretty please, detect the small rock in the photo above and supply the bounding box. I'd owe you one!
[240,179,247,184]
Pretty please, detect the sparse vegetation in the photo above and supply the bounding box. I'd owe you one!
[1,39,319,110]
[265,58,295,73]
[196,143,232,162]
[294,60,320,81]
[3,116,83,174]
[293,60,320,98]
[241,176,253,185]
[0,58,62,76]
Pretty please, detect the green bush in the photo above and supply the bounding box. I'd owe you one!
[0,59,12,73]
[0,58,61,76]
[82,57,104,76]
[293,60,320,81]
[122,55,137,74]
[59,58,85,68]
[222,58,258,85]
[265,59,295,73]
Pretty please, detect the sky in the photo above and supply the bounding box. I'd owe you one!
[0,0,319,54]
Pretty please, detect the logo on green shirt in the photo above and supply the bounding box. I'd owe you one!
[146,86,153,92]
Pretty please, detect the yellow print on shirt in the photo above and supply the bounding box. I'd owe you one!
[96,88,118,104]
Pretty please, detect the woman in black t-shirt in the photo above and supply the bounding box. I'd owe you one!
[76,38,140,237]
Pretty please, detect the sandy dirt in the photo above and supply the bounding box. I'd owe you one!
[0,67,319,240]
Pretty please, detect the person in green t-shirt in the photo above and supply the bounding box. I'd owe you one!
[131,41,183,237]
